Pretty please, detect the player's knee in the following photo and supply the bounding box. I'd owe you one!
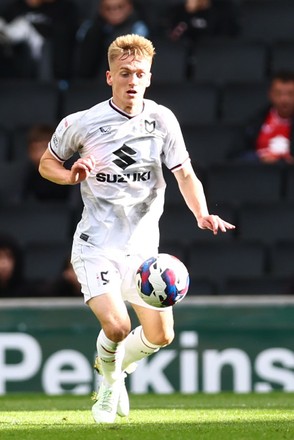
[151,328,175,347]
[104,322,131,342]
[161,328,175,346]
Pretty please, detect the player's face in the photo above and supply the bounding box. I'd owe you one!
[269,79,294,119]
[106,55,152,115]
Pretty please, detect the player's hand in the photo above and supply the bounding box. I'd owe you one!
[70,155,96,184]
[198,215,236,235]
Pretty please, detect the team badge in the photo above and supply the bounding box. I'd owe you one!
[144,120,155,133]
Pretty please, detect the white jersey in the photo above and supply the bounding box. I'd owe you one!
[49,98,190,256]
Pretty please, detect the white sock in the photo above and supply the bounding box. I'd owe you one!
[96,330,125,385]
[122,326,161,372]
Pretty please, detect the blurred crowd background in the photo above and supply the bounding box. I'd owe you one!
[1,0,294,298]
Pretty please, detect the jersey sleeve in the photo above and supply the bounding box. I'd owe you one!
[159,105,190,171]
[49,111,86,162]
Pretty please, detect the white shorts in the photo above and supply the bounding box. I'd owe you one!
[71,242,164,310]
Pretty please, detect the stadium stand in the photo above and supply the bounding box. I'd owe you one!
[238,202,294,245]
[270,42,294,76]
[240,0,294,43]
[24,242,72,281]
[1,0,294,296]
[0,162,26,206]
[150,38,187,83]
[182,123,239,167]
[205,163,283,205]
[191,40,268,85]
[0,202,72,247]
[269,241,294,278]
[60,80,112,117]
[0,80,59,129]
[222,275,294,296]
[187,241,267,291]
[285,166,294,201]
[0,127,9,161]
[159,204,236,245]
[220,81,269,124]
[189,277,218,296]
[146,83,218,125]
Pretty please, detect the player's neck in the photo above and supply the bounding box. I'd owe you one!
[111,98,144,117]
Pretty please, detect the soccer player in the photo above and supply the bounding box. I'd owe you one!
[39,34,235,423]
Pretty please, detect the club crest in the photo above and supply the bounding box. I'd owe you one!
[144,120,155,133]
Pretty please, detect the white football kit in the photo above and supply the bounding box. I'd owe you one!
[49,98,190,305]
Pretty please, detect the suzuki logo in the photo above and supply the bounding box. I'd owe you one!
[113,145,137,170]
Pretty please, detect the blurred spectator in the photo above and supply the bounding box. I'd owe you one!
[166,0,239,79]
[167,0,239,43]
[22,124,72,201]
[0,0,79,80]
[47,256,82,297]
[229,71,294,164]
[76,0,149,78]
[0,233,30,297]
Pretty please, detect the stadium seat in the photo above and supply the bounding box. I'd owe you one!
[270,42,294,75]
[269,241,294,277]
[0,202,72,246]
[10,126,29,163]
[159,240,189,267]
[163,167,187,207]
[159,206,202,245]
[72,0,96,19]
[159,203,236,245]
[135,0,175,36]
[0,0,11,14]
[191,40,267,85]
[163,166,207,208]
[0,80,59,129]
[182,124,240,167]
[240,0,294,43]
[187,241,266,288]
[284,165,294,201]
[238,202,294,245]
[220,82,268,125]
[222,275,294,295]
[205,163,282,206]
[0,162,26,205]
[146,83,218,125]
[151,38,187,83]
[24,242,72,281]
[60,80,111,117]
[188,277,218,296]
[0,127,9,161]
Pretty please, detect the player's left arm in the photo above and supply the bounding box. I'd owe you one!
[173,161,235,235]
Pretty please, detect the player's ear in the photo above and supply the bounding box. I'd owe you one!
[106,71,112,86]
[146,72,151,88]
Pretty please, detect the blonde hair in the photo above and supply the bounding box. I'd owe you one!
[108,34,155,67]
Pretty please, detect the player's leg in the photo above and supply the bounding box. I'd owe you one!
[88,293,131,423]
[121,303,174,372]
[89,293,133,421]
[88,293,131,383]
[71,246,130,423]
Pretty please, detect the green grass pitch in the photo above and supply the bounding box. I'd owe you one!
[1,393,294,440]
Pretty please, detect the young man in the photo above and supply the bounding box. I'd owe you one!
[39,34,235,423]
[229,71,294,163]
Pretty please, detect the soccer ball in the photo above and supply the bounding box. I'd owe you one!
[135,253,190,308]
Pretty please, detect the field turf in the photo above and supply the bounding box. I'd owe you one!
[1,392,294,440]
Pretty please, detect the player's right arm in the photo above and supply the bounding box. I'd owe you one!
[39,148,96,185]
